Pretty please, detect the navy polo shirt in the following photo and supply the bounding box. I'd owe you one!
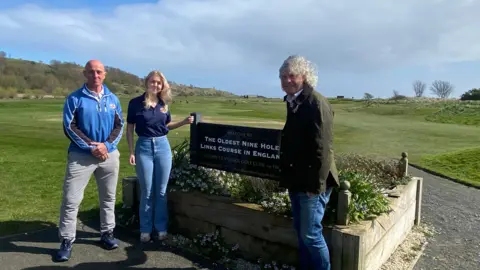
[127,93,171,137]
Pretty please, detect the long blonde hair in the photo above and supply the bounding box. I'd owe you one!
[144,70,172,111]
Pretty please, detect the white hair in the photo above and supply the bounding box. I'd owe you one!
[279,55,318,88]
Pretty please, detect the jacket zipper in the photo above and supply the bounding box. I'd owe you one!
[82,88,109,112]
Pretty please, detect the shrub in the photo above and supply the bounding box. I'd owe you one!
[460,88,480,101]
[168,139,408,225]
[340,171,391,223]
[0,87,17,99]
[335,153,411,188]
[424,103,480,126]
[191,229,239,263]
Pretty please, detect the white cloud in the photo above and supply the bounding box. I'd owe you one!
[0,0,480,94]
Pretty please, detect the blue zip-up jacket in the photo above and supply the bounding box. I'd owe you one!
[63,84,124,154]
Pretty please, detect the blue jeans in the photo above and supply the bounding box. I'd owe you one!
[289,187,333,270]
[135,136,172,234]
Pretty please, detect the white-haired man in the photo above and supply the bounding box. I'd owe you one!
[278,55,340,270]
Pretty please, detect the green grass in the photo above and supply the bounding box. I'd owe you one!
[1,97,480,236]
[425,103,480,126]
[419,147,480,187]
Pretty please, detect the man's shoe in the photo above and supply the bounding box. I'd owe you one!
[55,239,73,262]
[100,231,119,250]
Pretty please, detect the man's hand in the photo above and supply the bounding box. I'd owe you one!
[99,153,109,161]
[90,142,108,160]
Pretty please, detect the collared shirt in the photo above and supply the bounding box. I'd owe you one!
[84,84,104,101]
[127,93,171,137]
[286,89,303,108]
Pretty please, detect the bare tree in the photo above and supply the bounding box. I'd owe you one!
[363,92,373,100]
[412,80,426,97]
[389,89,407,101]
[430,80,454,98]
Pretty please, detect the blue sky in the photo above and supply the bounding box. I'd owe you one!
[1,0,480,98]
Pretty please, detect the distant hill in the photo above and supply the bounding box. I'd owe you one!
[0,51,236,99]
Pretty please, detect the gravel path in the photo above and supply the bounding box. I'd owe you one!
[409,166,480,270]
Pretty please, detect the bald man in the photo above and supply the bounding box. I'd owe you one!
[57,60,124,262]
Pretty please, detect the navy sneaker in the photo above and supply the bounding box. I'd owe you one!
[55,239,73,262]
[100,231,119,250]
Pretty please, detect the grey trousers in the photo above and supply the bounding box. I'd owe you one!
[58,149,120,242]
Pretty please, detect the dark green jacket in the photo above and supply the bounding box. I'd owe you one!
[279,84,340,194]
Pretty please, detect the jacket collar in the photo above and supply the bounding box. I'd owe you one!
[81,83,112,99]
[283,83,313,105]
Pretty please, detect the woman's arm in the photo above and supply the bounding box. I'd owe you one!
[167,115,193,130]
[126,123,135,155]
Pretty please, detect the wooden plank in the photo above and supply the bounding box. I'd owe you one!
[414,177,423,225]
[363,199,416,254]
[330,229,344,270]
[121,176,138,208]
[168,191,299,248]
[341,233,366,270]
[171,214,218,238]
[335,178,419,254]
[220,227,299,266]
[365,203,416,270]
[387,179,418,213]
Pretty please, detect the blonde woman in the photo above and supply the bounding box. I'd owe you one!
[126,70,193,243]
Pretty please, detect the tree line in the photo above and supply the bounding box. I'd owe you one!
[0,52,235,98]
[363,80,480,101]
[409,80,480,100]
[411,80,454,99]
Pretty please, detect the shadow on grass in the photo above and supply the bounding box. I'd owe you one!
[0,207,223,269]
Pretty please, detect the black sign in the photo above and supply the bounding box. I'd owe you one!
[189,112,282,181]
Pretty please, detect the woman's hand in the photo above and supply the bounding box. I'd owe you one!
[183,115,194,125]
[167,115,195,130]
[129,154,136,165]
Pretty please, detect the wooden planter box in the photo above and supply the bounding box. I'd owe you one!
[329,177,423,270]
[122,176,423,270]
